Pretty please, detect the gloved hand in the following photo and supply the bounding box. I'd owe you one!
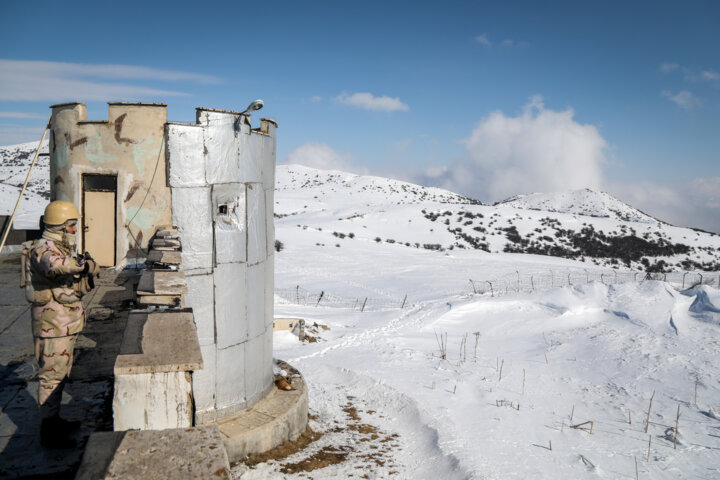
[82,258,100,275]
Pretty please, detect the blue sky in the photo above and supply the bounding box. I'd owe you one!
[1,1,719,232]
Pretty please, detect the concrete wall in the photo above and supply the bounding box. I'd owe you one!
[48,102,171,263]
[167,109,277,424]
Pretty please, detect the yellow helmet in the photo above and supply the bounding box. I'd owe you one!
[44,200,80,226]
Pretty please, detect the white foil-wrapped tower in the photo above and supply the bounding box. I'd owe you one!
[166,108,277,423]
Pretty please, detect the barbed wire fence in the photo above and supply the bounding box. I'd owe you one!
[277,270,720,312]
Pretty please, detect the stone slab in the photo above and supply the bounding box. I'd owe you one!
[75,426,231,480]
[146,249,182,265]
[114,311,202,375]
[215,373,308,463]
[135,294,184,307]
[136,270,188,296]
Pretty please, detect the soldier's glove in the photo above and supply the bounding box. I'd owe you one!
[82,259,99,275]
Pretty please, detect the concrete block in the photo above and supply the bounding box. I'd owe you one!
[216,343,245,409]
[171,186,213,270]
[166,124,205,188]
[113,371,193,431]
[265,187,275,258]
[238,134,262,183]
[76,427,231,480]
[192,344,217,416]
[115,312,202,375]
[261,134,276,190]
[185,274,214,346]
[243,336,264,401]
[204,113,241,184]
[246,183,266,266]
[212,183,247,264]
[214,262,248,349]
[247,262,265,340]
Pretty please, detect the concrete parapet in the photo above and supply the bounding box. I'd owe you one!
[214,372,309,463]
[75,426,231,480]
[113,311,203,431]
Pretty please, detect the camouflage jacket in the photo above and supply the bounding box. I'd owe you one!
[25,239,86,338]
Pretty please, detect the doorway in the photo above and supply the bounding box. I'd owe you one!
[82,174,117,266]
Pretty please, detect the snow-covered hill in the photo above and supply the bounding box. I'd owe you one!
[499,189,657,224]
[275,164,720,272]
[0,141,49,229]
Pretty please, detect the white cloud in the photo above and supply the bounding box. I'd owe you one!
[475,34,492,46]
[661,90,702,110]
[0,59,221,101]
[310,95,323,102]
[284,142,368,174]
[701,70,720,81]
[500,39,515,47]
[335,92,409,112]
[0,112,47,119]
[607,178,720,234]
[429,96,607,201]
[660,62,679,73]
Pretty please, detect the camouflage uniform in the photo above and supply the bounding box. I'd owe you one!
[25,238,86,419]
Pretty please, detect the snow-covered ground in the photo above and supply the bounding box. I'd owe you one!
[232,165,720,479]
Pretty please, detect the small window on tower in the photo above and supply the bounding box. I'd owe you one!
[218,204,228,215]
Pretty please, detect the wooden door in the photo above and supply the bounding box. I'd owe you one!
[83,176,116,266]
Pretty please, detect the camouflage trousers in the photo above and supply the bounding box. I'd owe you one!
[34,335,78,419]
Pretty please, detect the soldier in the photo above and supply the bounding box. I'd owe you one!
[23,200,98,448]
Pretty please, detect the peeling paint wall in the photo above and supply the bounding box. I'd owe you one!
[167,109,277,424]
[49,102,171,264]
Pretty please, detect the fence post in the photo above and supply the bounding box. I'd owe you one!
[600,273,604,284]
[568,273,572,286]
[401,294,407,309]
[296,285,300,304]
[698,273,704,285]
[550,270,554,288]
[516,271,520,292]
[469,279,477,294]
[584,269,589,283]
[531,275,535,291]
[315,291,324,307]
[487,281,494,297]
[361,297,368,312]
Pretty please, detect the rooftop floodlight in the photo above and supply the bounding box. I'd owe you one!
[242,99,264,115]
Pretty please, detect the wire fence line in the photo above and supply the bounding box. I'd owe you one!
[277,270,720,312]
[465,270,720,297]
[275,285,407,312]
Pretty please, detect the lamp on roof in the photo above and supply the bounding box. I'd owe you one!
[242,99,264,115]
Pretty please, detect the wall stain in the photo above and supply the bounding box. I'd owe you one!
[69,136,88,150]
[114,114,138,145]
[54,175,64,185]
[124,182,143,203]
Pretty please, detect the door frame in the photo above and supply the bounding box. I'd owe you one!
[81,173,117,265]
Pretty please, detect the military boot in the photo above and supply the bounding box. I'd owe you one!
[40,415,80,448]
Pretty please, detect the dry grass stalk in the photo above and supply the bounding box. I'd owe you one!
[522,368,526,395]
[549,440,552,451]
[635,455,639,480]
[628,409,632,425]
[645,391,655,434]
[434,330,448,360]
[570,405,575,423]
[473,332,480,360]
[498,359,504,381]
[580,455,594,468]
[544,352,549,364]
[647,435,652,462]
